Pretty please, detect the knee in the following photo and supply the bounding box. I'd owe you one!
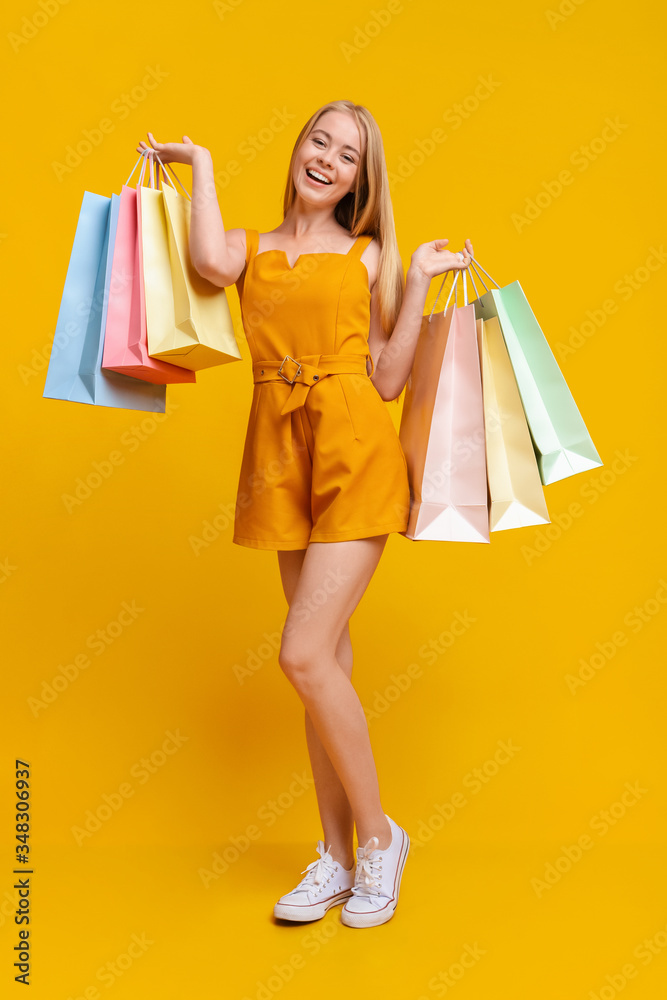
[278,638,321,693]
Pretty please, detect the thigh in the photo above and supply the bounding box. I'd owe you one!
[277,548,357,674]
[281,535,388,654]
[277,548,308,606]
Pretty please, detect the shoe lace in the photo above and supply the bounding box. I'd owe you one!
[351,836,384,898]
[298,842,337,889]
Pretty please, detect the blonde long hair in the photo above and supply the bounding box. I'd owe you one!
[282,100,405,403]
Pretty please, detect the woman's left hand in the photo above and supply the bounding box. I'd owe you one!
[410,238,474,280]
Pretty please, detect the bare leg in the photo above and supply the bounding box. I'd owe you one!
[277,537,392,853]
[278,548,355,868]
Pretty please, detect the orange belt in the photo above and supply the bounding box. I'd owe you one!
[252,353,374,415]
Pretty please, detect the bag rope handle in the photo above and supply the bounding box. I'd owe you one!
[428,244,484,321]
[468,256,501,292]
[124,150,156,188]
[125,149,192,202]
[427,260,470,321]
[153,152,192,202]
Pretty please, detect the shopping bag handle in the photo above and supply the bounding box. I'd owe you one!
[125,149,162,189]
[428,254,503,314]
[125,153,145,186]
[152,152,192,202]
[467,256,502,295]
[154,158,178,193]
[428,270,452,321]
[427,263,469,321]
[139,153,176,194]
[125,150,155,187]
[124,149,192,202]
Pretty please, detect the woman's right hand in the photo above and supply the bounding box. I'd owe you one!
[136,132,209,167]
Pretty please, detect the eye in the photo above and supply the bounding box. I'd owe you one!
[312,137,355,164]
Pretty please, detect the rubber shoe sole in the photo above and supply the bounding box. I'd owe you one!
[274,888,353,922]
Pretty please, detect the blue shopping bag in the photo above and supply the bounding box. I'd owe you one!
[43,190,166,412]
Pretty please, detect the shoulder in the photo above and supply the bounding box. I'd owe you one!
[221,228,256,286]
[362,236,380,261]
[226,227,261,272]
[360,236,381,290]
[225,227,249,253]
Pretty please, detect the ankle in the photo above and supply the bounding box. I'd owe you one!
[358,817,392,852]
[331,853,355,870]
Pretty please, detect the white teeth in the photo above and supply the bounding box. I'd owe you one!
[306,168,332,184]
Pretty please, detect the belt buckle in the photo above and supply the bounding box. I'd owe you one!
[277,355,301,384]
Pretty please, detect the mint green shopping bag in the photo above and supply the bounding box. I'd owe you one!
[469,258,603,485]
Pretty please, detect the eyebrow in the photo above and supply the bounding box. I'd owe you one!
[310,129,360,157]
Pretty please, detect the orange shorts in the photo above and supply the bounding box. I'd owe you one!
[232,373,410,550]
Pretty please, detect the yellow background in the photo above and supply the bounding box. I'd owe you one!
[2,0,666,996]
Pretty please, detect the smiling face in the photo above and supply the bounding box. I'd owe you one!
[293,110,365,205]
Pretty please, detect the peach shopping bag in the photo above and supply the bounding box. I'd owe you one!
[399,269,490,543]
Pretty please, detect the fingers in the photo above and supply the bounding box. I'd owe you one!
[433,238,475,267]
[455,240,474,268]
[137,134,161,161]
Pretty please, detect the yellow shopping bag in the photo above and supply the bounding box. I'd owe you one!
[149,159,241,371]
[476,315,550,531]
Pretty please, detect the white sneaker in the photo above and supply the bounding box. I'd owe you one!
[340,814,410,928]
[273,840,355,921]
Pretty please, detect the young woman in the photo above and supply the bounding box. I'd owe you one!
[137,100,473,929]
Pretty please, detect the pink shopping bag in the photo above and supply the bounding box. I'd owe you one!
[102,153,195,385]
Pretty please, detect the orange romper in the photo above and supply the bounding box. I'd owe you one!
[232,228,410,550]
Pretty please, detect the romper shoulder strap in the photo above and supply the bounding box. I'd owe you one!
[347,233,374,261]
[244,228,259,265]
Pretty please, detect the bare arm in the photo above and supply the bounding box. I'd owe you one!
[369,237,474,402]
[369,266,432,402]
[135,133,246,287]
[188,148,246,285]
